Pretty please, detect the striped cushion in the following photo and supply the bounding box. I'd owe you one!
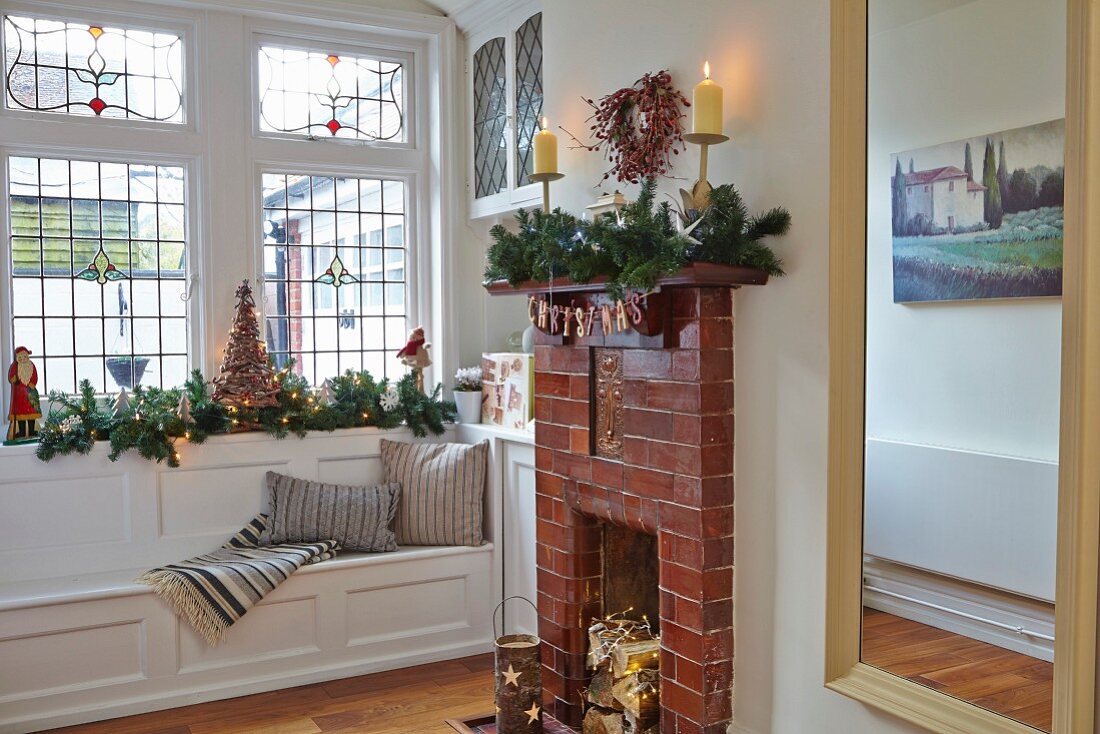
[263,472,401,552]
[380,439,489,546]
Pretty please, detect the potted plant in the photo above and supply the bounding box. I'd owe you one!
[453,366,483,424]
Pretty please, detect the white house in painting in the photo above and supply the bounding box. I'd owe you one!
[897,165,987,231]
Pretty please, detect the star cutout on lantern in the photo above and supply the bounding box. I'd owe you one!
[314,254,358,287]
[76,246,127,285]
[501,664,522,688]
[524,703,540,724]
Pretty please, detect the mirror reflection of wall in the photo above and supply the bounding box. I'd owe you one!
[863,1,1065,731]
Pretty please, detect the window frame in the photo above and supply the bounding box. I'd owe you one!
[0,0,199,133]
[466,0,542,220]
[250,31,416,150]
[0,0,456,412]
[252,162,421,383]
[0,142,203,396]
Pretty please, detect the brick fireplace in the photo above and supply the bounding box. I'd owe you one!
[512,266,752,734]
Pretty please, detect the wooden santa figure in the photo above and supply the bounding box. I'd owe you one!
[396,326,431,393]
[6,346,41,443]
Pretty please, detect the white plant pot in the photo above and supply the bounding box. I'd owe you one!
[454,390,482,424]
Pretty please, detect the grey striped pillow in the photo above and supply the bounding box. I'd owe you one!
[380,439,489,546]
[263,472,401,552]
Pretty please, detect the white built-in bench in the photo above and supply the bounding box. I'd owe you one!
[0,425,524,734]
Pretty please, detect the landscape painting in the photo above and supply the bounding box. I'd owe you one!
[891,118,1065,302]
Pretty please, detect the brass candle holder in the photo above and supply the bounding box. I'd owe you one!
[529,171,565,213]
[682,131,730,210]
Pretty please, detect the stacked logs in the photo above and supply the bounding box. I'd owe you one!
[582,615,660,734]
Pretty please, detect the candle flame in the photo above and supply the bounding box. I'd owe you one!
[540,116,548,131]
[704,61,711,80]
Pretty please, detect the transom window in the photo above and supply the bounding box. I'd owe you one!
[257,43,404,141]
[261,173,407,384]
[3,15,184,122]
[8,155,188,394]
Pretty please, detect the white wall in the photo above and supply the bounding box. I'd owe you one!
[866,0,1065,461]
[471,1,927,732]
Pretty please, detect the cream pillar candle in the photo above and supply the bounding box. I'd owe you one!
[692,61,723,135]
[532,117,559,174]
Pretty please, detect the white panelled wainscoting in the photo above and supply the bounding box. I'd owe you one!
[0,424,535,734]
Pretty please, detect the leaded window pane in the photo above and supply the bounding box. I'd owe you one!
[514,13,543,187]
[257,45,404,142]
[3,16,184,122]
[473,37,506,198]
[7,156,189,393]
[262,173,407,385]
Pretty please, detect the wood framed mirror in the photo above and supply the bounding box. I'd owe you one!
[825,1,1100,732]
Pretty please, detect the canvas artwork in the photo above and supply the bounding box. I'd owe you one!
[890,118,1065,302]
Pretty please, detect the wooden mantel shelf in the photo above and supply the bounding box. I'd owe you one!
[483,262,770,296]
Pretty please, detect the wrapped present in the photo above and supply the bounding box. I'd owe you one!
[482,353,533,430]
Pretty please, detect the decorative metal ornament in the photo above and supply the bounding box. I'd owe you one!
[112,388,131,418]
[594,349,624,460]
[316,380,336,406]
[493,597,542,733]
[177,393,192,424]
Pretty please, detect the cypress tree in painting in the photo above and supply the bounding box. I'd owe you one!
[982,139,1003,228]
[996,140,1009,213]
[964,141,974,181]
[892,158,907,236]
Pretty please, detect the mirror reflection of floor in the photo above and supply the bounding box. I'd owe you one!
[861,608,1052,732]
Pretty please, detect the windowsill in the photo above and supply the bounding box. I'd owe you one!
[455,422,534,444]
[0,423,457,459]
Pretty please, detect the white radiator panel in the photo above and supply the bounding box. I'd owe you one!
[864,438,1057,601]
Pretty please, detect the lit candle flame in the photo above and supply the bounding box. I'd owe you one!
[540,116,548,131]
[704,61,711,80]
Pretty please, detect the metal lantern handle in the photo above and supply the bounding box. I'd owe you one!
[492,595,538,639]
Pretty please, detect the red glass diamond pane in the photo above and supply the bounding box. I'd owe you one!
[89,97,106,115]
[326,119,341,135]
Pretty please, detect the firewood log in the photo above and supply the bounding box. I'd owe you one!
[582,706,627,734]
[611,669,660,719]
[611,638,661,678]
[587,668,624,710]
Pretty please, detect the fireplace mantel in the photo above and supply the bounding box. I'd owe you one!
[484,262,770,296]
[526,279,741,733]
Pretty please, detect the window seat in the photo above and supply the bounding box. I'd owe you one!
[0,428,501,734]
[0,544,494,614]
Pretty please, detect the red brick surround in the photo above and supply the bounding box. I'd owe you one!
[533,286,736,734]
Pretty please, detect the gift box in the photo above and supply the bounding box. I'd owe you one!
[482,353,533,431]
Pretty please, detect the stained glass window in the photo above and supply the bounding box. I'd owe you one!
[514,14,543,187]
[257,45,404,141]
[262,173,407,384]
[3,16,184,122]
[8,156,188,394]
[472,37,506,198]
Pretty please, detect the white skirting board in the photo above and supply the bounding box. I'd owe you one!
[863,438,1057,602]
[863,557,1054,662]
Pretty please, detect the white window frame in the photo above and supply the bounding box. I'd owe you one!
[250,31,416,150]
[0,0,199,132]
[464,0,542,220]
[0,0,459,410]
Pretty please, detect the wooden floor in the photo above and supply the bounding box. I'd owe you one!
[862,608,1053,732]
[43,654,496,734]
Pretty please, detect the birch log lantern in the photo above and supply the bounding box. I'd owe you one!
[494,596,543,732]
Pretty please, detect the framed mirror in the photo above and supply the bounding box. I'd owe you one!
[825,1,1100,732]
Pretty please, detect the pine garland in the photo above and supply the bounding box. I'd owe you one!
[34,367,456,468]
[485,178,792,297]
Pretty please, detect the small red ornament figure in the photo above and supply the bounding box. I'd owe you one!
[6,346,41,443]
[396,326,431,393]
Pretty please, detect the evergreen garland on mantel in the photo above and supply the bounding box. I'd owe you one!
[34,367,456,469]
[484,178,792,298]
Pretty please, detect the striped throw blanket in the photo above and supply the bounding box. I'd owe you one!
[138,514,338,645]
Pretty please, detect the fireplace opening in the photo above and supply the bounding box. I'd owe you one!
[602,523,660,633]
